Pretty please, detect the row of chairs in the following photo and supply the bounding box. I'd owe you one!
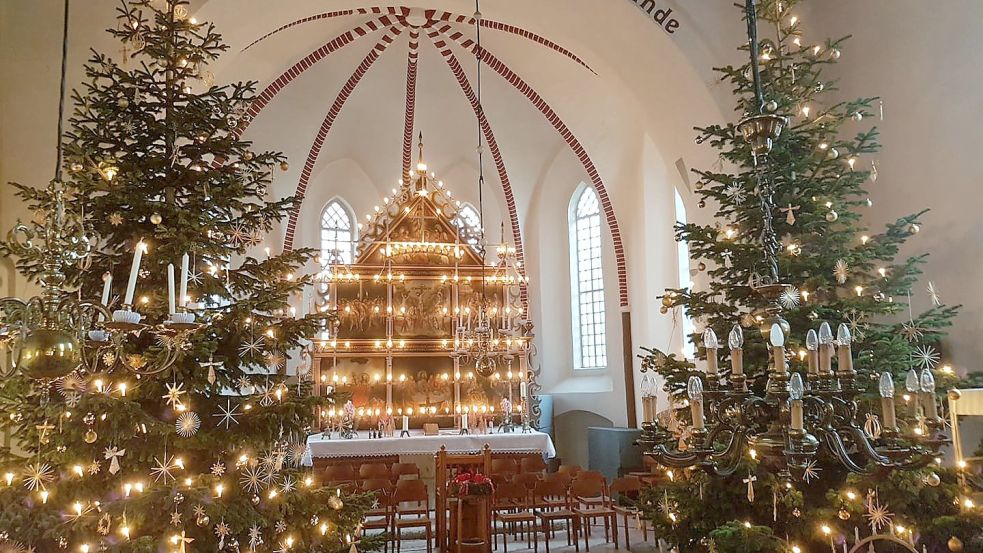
[340,459,650,553]
[323,461,421,487]
[490,469,648,552]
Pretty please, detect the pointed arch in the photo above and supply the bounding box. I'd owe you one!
[569,184,607,370]
[320,197,357,265]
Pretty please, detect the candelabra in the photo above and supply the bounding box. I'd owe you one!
[0,182,197,384]
[639,319,946,479]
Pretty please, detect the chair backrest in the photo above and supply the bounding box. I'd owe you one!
[495,481,529,506]
[609,476,642,498]
[544,471,571,489]
[557,464,582,476]
[362,478,395,494]
[393,462,421,479]
[570,476,607,503]
[491,458,518,475]
[513,472,540,492]
[359,462,391,480]
[533,478,569,504]
[574,470,606,483]
[324,463,356,482]
[520,456,547,473]
[490,473,512,488]
[394,478,429,512]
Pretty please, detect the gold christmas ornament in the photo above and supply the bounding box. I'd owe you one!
[279,161,289,171]
[924,472,941,487]
[150,213,162,225]
[948,536,963,552]
[837,508,850,520]
[84,429,98,444]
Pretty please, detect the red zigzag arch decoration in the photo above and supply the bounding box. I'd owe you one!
[237,10,628,308]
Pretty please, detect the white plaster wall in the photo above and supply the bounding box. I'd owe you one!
[810,1,983,374]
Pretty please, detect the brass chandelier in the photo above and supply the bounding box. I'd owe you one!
[0,0,195,386]
[639,0,946,479]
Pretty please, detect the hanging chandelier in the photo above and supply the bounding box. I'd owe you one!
[638,0,946,479]
[0,0,195,385]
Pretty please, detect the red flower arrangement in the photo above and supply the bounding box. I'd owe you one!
[448,471,494,497]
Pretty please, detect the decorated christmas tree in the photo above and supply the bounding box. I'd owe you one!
[0,1,377,551]
[639,0,983,551]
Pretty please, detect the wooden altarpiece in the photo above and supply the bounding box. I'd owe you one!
[307,143,538,435]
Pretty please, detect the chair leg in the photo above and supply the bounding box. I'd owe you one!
[623,514,631,551]
[543,519,551,553]
[612,514,619,550]
[503,522,509,553]
[583,517,590,553]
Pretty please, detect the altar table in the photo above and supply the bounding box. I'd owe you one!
[303,429,556,462]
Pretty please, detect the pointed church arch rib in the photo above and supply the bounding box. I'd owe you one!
[282,26,405,251]
[433,26,629,308]
[426,29,527,304]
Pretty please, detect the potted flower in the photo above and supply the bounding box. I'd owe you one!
[448,471,494,497]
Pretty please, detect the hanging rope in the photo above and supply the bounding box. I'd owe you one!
[54,0,71,182]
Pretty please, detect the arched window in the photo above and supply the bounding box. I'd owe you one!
[320,199,356,265]
[452,203,482,246]
[569,185,607,369]
[674,188,696,359]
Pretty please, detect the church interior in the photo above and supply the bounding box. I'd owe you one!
[1,1,981,552]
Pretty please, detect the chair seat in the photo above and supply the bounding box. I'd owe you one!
[535,508,576,519]
[362,518,390,530]
[395,517,432,527]
[496,511,537,523]
[574,506,616,517]
[612,505,638,515]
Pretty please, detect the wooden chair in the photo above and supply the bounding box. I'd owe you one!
[609,476,646,550]
[359,462,392,481]
[532,478,580,553]
[361,484,394,553]
[570,477,618,551]
[520,455,548,474]
[491,458,519,477]
[393,479,433,553]
[493,481,539,553]
[543,471,572,491]
[324,463,357,485]
[513,472,541,496]
[572,471,608,508]
[435,445,493,552]
[557,464,582,477]
[392,462,420,480]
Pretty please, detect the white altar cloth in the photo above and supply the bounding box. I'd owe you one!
[304,429,556,462]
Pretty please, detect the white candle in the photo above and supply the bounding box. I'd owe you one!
[402,415,409,432]
[179,253,189,307]
[167,263,176,315]
[100,272,113,306]
[462,413,469,430]
[123,240,146,306]
[520,381,528,398]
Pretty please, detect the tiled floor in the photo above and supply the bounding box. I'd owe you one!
[384,522,662,552]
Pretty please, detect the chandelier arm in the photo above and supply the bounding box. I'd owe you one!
[817,427,873,474]
[649,444,702,468]
[707,428,748,476]
[843,424,895,467]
